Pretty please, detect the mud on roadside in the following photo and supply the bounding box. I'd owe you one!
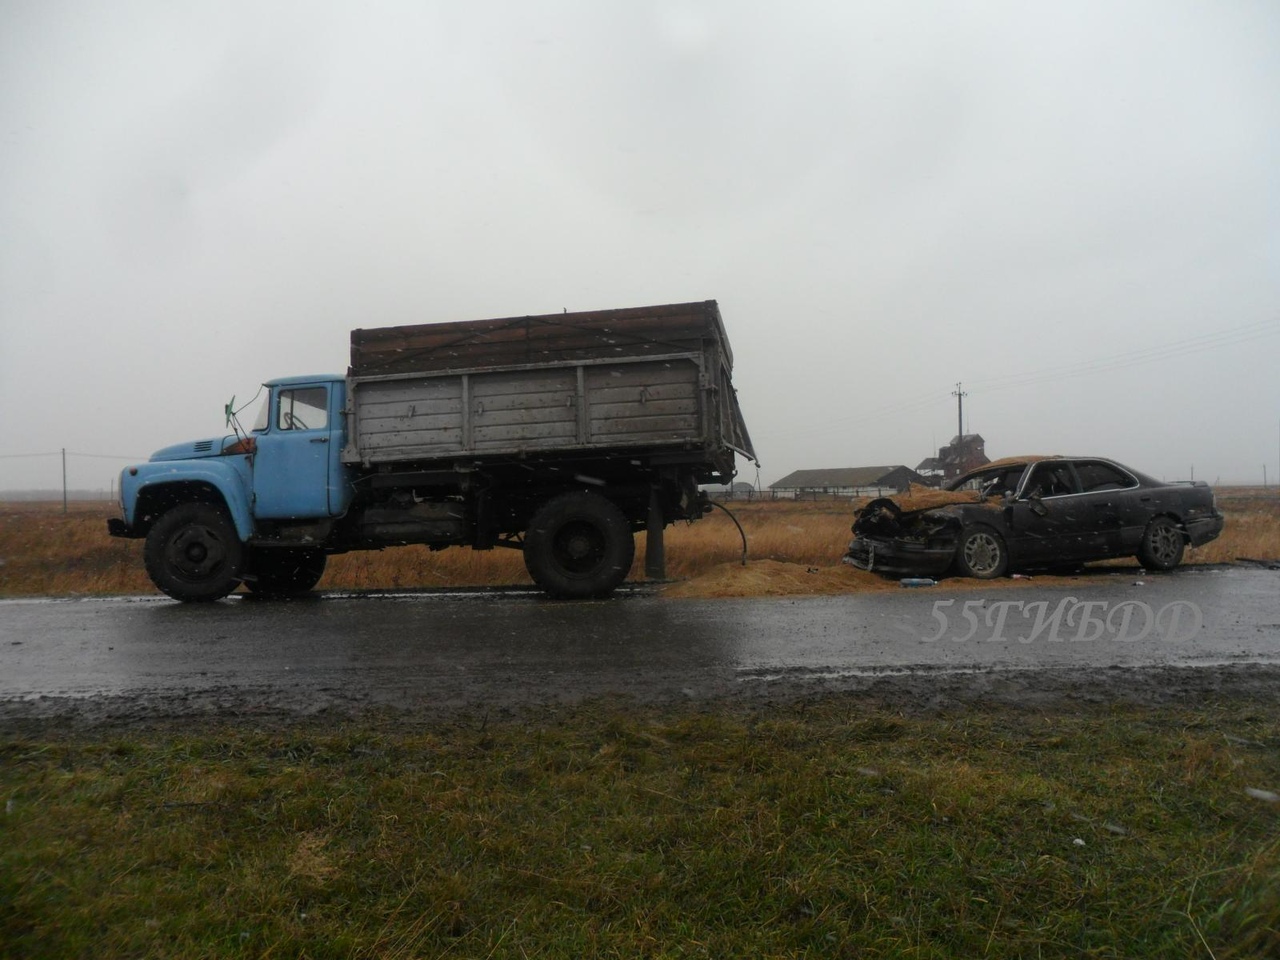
[3,663,1278,735]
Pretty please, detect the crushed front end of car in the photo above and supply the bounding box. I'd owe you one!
[842,497,965,577]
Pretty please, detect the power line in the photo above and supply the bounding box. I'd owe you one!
[66,451,148,461]
[0,451,145,461]
[968,318,1279,393]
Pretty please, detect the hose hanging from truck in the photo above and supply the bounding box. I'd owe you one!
[706,500,749,566]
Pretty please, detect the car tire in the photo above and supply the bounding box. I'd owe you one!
[954,525,1009,579]
[244,547,327,596]
[144,503,244,602]
[1137,517,1185,571]
[524,491,635,599]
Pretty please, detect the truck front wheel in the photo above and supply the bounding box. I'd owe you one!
[524,492,635,599]
[144,503,244,602]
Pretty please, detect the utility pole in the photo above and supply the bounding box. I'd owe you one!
[62,448,68,514]
[951,382,967,439]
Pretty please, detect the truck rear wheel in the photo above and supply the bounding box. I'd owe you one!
[244,547,327,597]
[144,503,244,602]
[524,492,635,599]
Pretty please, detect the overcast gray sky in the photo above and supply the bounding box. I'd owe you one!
[2,0,1277,493]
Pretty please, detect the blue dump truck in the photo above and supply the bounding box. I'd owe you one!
[109,301,755,601]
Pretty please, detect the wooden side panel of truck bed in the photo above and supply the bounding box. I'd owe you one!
[345,358,704,463]
[348,301,729,376]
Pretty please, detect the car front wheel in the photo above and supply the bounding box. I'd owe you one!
[1137,517,1185,570]
[954,525,1009,579]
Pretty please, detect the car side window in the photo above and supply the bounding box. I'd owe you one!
[1025,462,1079,498]
[277,387,329,432]
[1075,461,1136,493]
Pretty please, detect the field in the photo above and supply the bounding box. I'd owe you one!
[0,489,1276,599]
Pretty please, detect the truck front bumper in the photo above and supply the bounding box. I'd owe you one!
[107,518,137,539]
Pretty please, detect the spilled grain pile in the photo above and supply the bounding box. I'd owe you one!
[662,559,899,599]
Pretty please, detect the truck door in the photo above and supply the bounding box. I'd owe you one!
[253,384,336,518]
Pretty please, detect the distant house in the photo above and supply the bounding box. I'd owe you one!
[920,434,990,481]
[770,465,925,499]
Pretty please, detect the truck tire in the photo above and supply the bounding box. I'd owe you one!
[144,503,244,602]
[1137,516,1184,571]
[523,491,635,599]
[244,547,327,597]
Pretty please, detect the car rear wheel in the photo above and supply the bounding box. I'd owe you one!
[524,491,635,599]
[144,503,244,602]
[1138,517,1185,571]
[954,525,1009,579]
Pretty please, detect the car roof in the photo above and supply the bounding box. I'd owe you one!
[979,455,1061,470]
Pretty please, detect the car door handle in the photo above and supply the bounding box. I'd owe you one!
[310,436,329,444]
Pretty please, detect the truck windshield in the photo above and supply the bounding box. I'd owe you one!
[251,393,271,432]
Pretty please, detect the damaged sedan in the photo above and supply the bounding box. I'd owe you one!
[843,456,1225,579]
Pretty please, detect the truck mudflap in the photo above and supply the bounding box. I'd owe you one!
[107,518,132,538]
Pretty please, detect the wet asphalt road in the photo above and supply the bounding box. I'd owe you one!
[2,566,1277,717]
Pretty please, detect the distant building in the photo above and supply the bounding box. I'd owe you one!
[914,457,946,483]
[704,480,758,499]
[917,434,989,481]
[770,465,925,499]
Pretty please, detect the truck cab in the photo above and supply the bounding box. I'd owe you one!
[110,375,349,601]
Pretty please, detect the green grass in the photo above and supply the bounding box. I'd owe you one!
[3,697,1279,958]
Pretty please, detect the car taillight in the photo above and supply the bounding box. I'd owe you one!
[224,437,257,456]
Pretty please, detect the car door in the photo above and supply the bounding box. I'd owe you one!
[1071,459,1140,558]
[1005,461,1090,564]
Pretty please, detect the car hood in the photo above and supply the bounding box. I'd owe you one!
[851,484,1001,539]
[150,436,234,462]
[853,483,984,514]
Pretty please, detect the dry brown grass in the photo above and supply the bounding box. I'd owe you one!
[0,501,153,596]
[0,490,1276,599]
[1187,488,1280,564]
